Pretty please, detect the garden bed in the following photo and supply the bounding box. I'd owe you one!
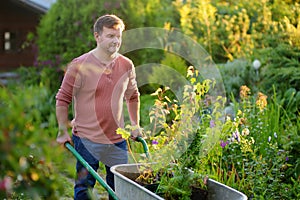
[111,163,248,200]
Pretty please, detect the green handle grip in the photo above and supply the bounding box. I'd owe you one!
[136,137,150,159]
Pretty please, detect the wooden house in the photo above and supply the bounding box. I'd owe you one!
[0,0,54,72]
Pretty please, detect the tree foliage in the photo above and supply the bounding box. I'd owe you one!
[36,0,300,100]
[36,0,177,67]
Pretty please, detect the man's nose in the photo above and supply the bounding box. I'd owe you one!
[112,37,120,43]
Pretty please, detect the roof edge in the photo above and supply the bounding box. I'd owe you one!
[11,0,50,14]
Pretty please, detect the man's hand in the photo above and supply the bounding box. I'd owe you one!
[130,127,143,141]
[56,129,71,144]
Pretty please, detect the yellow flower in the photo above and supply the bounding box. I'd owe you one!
[116,128,131,140]
[240,137,255,153]
[31,172,39,181]
[239,85,251,99]
[237,109,243,116]
[187,66,195,77]
[25,123,35,131]
[256,92,268,111]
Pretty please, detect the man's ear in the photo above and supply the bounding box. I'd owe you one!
[94,32,99,40]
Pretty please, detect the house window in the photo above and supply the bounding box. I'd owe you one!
[4,32,11,50]
[4,31,16,52]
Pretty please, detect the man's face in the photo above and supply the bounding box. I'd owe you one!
[96,26,122,55]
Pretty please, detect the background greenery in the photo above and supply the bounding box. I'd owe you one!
[1,0,299,199]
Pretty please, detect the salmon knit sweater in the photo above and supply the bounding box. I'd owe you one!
[56,52,139,144]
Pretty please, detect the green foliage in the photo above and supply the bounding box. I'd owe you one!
[214,86,300,199]
[16,66,64,95]
[35,0,300,99]
[37,0,105,66]
[174,0,220,61]
[140,94,157,127]
[136,67,227,199]
[131,71,299,199]
[214,8,253,61]
[158,166,200,200]
[174,0,299,64]
[257,43,300,119]
[0,85,67,199]
[218,59,253,100]
[36,0,177,67]
[174,0,255,62]
[261,44,300,93]
[147,52,188,93]
[278,88,300,121]
[5,0,299,198]
[16,67,40,86]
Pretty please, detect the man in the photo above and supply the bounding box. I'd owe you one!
[55,14,141,200]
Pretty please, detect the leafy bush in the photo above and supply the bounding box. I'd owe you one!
[257,43,300,118]
[37,0,101,66]
[36,0,177,66]
[15,66,64,95]
[147,52,188,94]
[174,0,299,64]
[140,94,156,127]
[260,43,300,94]
[0,85,69,199]
[218,59,253,100]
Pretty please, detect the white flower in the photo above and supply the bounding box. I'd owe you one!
[253,59,261,70]
[242,128,250,136]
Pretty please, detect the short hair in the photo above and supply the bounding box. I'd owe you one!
[93,14,125,34]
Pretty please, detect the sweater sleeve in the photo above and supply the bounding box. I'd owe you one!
[56,60,82,107]
[124,62,140,103]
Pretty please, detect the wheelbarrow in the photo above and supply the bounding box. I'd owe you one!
[65,137,149,200]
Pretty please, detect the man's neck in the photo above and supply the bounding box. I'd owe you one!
[92,48,117,64]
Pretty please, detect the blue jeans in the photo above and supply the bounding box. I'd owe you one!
[72,135,128,200]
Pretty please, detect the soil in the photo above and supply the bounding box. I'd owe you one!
[190,186,208,200]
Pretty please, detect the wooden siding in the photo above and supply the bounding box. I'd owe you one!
[0,0,43,71]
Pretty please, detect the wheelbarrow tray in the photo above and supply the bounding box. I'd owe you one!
[111,163,248,200]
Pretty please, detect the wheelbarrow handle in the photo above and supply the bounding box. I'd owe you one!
[64,142,119,200]
[136,136,150,159]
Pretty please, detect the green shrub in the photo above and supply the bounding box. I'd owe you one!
[15,66,64,95]
[36,0,177,66]
[147,52,188,93]
[218,60,251,99]
[0,85,67,199]
[260,44,300,94]
[37,0,102,66]
[140,94,156,127]
[256,43,300,119]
